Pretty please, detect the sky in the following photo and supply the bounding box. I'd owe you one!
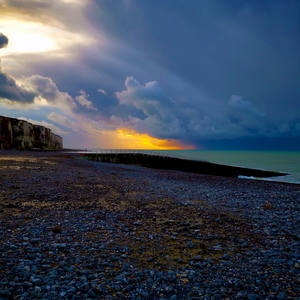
[0,0,300,150]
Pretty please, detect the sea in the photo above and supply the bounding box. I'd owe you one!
[152,150,300,184]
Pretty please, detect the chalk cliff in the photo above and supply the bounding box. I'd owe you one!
[0,116,63,150]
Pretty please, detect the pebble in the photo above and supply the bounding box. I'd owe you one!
[0,154,299,299]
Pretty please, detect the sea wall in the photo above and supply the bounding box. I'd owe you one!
[83,153,287,179]
[0,116,63,150]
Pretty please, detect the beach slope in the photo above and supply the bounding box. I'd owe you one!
[0,152,299,299]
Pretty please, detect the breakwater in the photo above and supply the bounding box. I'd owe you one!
[82,151,287,179]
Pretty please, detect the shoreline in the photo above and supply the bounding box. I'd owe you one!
[2,149,296,185]
[0,152,299,299]
[82,152,288,180]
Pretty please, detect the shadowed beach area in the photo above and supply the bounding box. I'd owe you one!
[0,151,299,299]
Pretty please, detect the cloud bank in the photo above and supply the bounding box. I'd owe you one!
[114,77,300,143]
[0,73,36,103]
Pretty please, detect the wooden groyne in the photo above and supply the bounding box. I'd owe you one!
[81,151,287,179]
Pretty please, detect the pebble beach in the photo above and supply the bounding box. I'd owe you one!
[0,151,299,300]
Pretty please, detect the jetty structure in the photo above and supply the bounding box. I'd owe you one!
[82,150,287,179]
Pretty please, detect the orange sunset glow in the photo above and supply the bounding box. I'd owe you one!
[109,129,195,150]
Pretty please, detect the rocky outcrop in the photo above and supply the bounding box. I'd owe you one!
[0,116,63,150]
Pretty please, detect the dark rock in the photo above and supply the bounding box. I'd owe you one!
[78,283,90,293]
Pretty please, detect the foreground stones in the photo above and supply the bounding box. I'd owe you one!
[0,152,299,299]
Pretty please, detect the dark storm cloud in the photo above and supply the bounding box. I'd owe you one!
[0,72,98,112]
[115,76,300,145]
[0,73,36,103]
[0,33,8,48]
[86,0,300,145]
[24,75,75,107]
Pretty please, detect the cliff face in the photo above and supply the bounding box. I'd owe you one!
[0,116,63,150]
